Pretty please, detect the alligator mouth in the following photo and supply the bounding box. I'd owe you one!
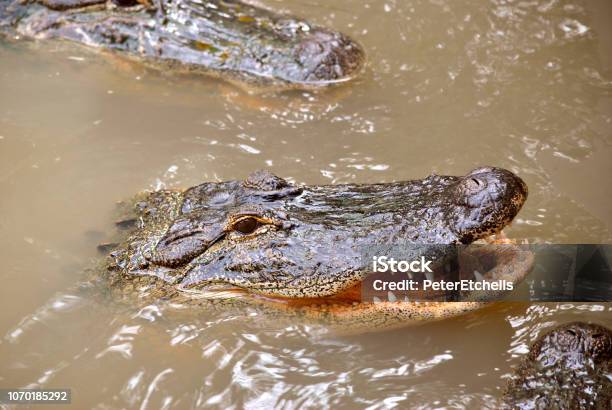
[179,233,533,330]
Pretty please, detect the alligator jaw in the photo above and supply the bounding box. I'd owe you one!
[178,239,533,332]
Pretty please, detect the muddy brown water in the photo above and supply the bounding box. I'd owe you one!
[1,0,611,408]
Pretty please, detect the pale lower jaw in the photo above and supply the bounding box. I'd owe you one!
[178,235,533,333]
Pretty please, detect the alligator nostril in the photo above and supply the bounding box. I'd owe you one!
[565,329,578,337]
[471,178,481,186]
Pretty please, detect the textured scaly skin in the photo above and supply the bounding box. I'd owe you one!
[0,0,364,88]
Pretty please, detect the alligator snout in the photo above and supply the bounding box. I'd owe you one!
[293,30,365,84]
[503,322,612,408]
[454,167,528,209]
[530,322,612,366]
[449,167,528,242]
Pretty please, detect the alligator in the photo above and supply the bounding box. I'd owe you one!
[94,167,533,332]
[0,0,364,88]
[503,321,612,409]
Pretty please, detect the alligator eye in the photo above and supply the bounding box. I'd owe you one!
[112,0,141,6]
[232,217,261,235]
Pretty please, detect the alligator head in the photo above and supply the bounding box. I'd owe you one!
[3,0,365,87]
[107,167,528,309]
[503,322,612,408]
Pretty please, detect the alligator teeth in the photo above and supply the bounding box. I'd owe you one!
[387,291,397,302]
[474,270,485,282]
[373,296,382,304]
[425,271,434,281]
